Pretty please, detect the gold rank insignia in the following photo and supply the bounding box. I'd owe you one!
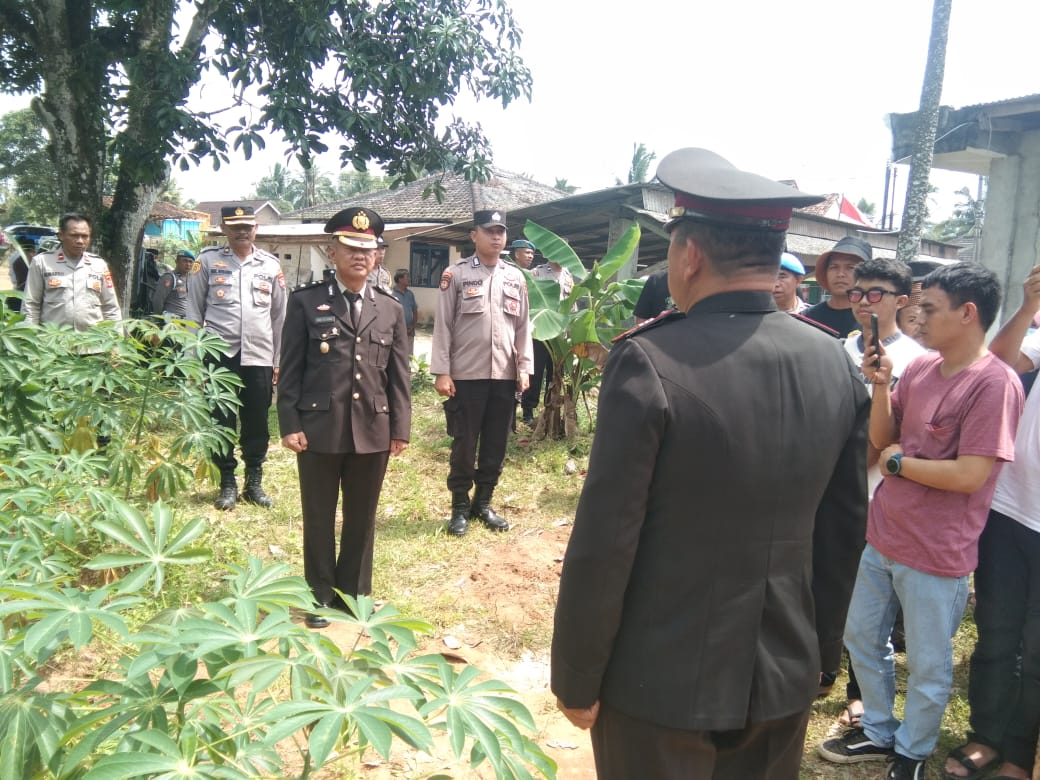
[235,207,244,216]
[352,211,371,231]
[47,277,62,287]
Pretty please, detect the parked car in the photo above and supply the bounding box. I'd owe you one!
[1,223,58,249]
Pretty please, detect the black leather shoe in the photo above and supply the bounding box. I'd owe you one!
[303,603,332,628]
[447,491,471,537]
[470,485,510,531]
[447,510,469,536]
[213,479,237,511]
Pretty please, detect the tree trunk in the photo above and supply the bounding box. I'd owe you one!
[30,1,108,226]
[896,0,953,265]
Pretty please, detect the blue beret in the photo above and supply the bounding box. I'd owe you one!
[780,252,805,275]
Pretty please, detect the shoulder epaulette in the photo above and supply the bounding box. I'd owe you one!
[612,308,683,343]
[254,247,279,261]
[291,279,325,293]
[374,285,395,297]
[788,311,840,338]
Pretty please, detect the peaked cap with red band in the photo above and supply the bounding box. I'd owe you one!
[324,207,384,249]
[656,148,823,232]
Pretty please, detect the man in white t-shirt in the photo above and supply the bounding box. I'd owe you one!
[843,258,928,492]
[941,264,1040,780]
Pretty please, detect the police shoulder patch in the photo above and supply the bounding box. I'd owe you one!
[788,311,840,338]
[439,269,453,291]
[611,308,683,343]
[291,279,324,293]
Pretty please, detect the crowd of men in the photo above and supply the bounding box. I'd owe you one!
[12,148,1040,778]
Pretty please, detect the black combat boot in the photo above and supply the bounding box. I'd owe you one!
[447,491,471,536]
[241,465,274,508]
[470,485,509,531]
[214,472,237,511]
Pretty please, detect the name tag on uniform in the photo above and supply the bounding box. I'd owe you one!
[314,315,335,324]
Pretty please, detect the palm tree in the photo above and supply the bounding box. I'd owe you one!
[554,177,578,194]
[896,0,953,265]
[252,163,294,211]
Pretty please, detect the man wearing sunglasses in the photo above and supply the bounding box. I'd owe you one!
[843,259,926,393]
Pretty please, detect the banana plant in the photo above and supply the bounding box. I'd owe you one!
[521,221,644,438]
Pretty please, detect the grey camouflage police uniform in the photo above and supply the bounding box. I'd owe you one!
[23,250,122,329]
[151,270,189,317]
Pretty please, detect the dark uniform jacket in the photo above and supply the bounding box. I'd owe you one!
[551,290,869,732]
[277,278,411,453]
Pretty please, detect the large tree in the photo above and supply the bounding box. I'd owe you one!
[0,109,61,224]
[0,0,531,308]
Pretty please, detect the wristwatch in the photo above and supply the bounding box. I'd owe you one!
[885,453,904,477]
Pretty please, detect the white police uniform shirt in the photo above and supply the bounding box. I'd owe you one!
[23,250,122,330]
[185,244,287,367]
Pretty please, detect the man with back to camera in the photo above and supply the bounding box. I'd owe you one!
[818,262,1023,780]
[431,209,534,537]
[185,205,287,511]
[804,236,872,337]
[277,207,410,629]
[551,147,869,779]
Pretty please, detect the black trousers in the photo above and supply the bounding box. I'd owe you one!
[968,509,1040,771]
[297,449,390,605]
[590,702,810,780]
[211,351,272,474]
[521,340,552,414]
[444,379,514,493]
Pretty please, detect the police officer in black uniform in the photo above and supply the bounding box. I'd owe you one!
[277,207,411,628]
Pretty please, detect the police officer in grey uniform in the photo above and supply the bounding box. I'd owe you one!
[366,236,392,292]
[431,209,534,536]
[24,212,122,330]
[150,249,195,317]
[186,205,287,510]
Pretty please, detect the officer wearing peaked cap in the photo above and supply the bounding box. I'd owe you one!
[277,207,410,629]
[551,148,870,779]
[186,205,287,511]
[431,209,534,536]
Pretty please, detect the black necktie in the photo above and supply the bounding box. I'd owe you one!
[344,290,360,327]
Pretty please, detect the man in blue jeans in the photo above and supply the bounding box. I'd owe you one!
[817,263,1023,780]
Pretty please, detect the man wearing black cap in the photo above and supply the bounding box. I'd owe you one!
[277,207,410,628]
[186,205,287,510]
[804,236,873,338]
[431,209,534,536]
[551,148,869,779]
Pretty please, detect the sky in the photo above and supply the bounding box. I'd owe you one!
[2,0,1038,222]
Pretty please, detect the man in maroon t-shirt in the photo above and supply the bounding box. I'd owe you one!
[818,263,1023,780]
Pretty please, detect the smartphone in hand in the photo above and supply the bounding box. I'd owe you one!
[870,313,880,367]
